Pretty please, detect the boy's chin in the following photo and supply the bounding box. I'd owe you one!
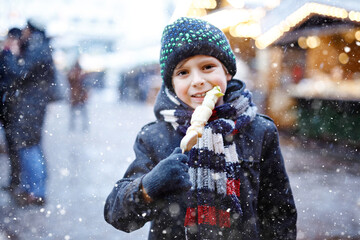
[188,98,204,109]
[187,98,223,109]
[188,102,202,109]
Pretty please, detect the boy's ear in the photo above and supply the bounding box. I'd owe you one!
[222,64,232,81]
[226,72,232,81]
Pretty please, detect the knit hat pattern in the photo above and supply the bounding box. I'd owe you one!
[160,17,237,91]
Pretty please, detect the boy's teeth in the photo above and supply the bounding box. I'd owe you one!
[194,93,206,97]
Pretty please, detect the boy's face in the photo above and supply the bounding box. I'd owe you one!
[172,55,232,109]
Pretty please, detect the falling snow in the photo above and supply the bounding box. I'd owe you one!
[0,89,358,239]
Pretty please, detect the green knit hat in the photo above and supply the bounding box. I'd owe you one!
[160,17,237,91]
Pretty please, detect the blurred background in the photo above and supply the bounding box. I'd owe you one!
[0,0,359,239]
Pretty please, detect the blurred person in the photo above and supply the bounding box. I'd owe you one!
[67,59,89,132]
[2,18,57,206]
[104,17,297,239]
[0,27,22,191]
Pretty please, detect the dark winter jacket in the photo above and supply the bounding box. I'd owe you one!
[2,31,56,148]
[0,50,17,102]
[104,80,297,240]
[0,50,18,123]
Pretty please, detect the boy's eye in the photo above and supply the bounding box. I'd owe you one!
[176,70,188,76]
[203,64,214,70]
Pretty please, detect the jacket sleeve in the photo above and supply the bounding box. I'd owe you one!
[257,122,297,239]
[1,50,20,77]
[104,125,160,233]
[0,50,17,90]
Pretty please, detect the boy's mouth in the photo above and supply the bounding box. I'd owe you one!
[191,91,208,98]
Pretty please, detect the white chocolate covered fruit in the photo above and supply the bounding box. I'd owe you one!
[180,86,224,153]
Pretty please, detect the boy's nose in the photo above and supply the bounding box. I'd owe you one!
[191,72,205,87]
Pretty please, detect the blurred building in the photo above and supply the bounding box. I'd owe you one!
[0,0,175,101]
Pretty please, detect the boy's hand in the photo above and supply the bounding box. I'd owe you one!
[142,147,191,200]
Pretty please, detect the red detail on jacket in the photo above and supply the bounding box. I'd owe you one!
[198,205,216,225]
[227,179,240,196]
[184,207,197,226]
[184,205,231,228]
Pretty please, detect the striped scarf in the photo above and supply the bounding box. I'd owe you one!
[160,84,257,239]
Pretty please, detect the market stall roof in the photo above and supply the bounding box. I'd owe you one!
[176,0,360,48]
[255,0,360,48]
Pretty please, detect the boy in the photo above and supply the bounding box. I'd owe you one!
[104,17,297,240]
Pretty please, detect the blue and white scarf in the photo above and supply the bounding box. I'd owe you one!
[158,80,257,239]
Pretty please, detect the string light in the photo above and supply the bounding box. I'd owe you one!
[192,0,216,9]
[298,36,307,49]
[339,53,349,64]
[306,36,321,49]
[349,11,360,22]
[229,22,261,38]
[355,30,360,41]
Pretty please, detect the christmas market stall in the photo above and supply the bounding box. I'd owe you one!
[172,0,360,145]
[254,0,360,145]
